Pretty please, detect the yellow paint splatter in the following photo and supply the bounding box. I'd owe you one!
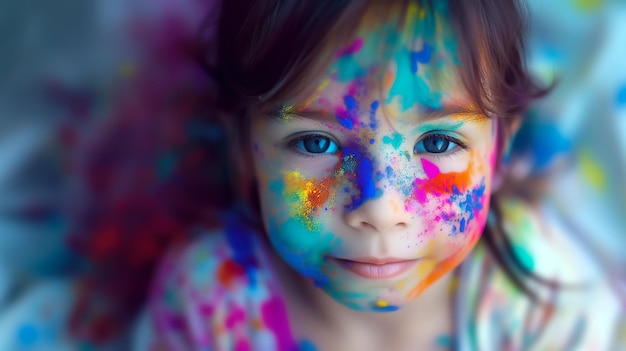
[375,300,389,308]
[303,78,331,109]
[574,0,603,11]
[579,149,606,192]
[283,171,335,232]
[447,275,459,294]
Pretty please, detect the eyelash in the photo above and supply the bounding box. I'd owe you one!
[413,132,467,159]
[287,133,341,158]
[286,132,467,159]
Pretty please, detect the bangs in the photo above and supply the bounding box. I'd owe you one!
[204,0,546,122]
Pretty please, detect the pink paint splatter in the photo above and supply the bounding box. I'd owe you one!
[337,38,364,57]
[421,158,440,178]
[225,306,246,329]
[261,296,296,351]
[235,339,251,351]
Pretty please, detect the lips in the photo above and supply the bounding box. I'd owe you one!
[331,257,418,279]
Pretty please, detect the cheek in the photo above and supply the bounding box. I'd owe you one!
[406,156,491,251]
[260,172,343,285]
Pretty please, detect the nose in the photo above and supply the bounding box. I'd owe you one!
[344,188,412,234]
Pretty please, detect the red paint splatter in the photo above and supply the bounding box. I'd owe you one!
[412,163,473,204]
[217,259,246,287]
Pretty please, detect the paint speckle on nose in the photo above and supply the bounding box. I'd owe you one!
[342,147,381,210]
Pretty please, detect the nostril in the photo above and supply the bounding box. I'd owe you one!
[344,192,412,234]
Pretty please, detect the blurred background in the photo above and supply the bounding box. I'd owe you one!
[0,0,624,349]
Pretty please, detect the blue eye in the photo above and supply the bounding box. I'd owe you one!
[292,134,339,154]
[414,133,462,154]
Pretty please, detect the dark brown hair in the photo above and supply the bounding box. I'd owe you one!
[199,0,550,297]
[70,0,550,344]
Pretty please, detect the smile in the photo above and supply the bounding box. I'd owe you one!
[331,257,419,279]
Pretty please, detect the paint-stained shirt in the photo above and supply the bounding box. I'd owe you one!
[140,199,625,351]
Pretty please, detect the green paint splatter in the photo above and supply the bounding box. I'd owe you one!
[512,245,535,271]
[410,120,464,135]
[436,334,452,348]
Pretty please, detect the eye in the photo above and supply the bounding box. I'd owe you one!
[291,134,340,154]
[413,133,463,154]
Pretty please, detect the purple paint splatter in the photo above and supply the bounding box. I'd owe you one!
[261,296,297,351]
[337,38,364,57]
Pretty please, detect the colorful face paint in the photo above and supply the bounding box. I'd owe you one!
[251,3,498,311]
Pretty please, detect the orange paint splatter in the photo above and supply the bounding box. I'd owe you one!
[384,71,395,92]
[412,160,474,204]
[406,233,479,299]
[283,171,336,231]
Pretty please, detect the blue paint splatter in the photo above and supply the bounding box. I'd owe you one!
[343,147,380,210]
[617,84,626,107]
[369,100,379,129]
[337,95,359,130]
[452,180,486,235]
[299,340,318,351]
[345,95,358,110]
[451,185,461,195]
[410,44,432,73]
[385,166,395,179]
[224,213,258,287]
[373,304,399,312]
[436,334,453,348]
[18,324,38,345]
[512,118,570,172]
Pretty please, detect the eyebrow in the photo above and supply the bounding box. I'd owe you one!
[269,106,341,125]
[418,103,487,123]
[268,102,487,124]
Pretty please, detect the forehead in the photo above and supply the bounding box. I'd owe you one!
[295,3,469,118]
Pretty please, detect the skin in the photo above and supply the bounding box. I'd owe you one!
[251,1,497,324]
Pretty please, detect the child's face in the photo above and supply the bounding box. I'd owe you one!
[251,5,498,311]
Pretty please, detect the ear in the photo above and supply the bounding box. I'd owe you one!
[491,115,522,192]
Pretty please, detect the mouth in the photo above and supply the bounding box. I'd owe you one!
[330,257,419,280]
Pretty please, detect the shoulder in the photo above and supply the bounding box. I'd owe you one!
[146,218,294,350]
[460,197,625,350]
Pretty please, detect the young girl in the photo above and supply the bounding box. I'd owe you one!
[141,0,624,350]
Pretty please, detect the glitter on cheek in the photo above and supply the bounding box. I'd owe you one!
[282,171,336,232]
